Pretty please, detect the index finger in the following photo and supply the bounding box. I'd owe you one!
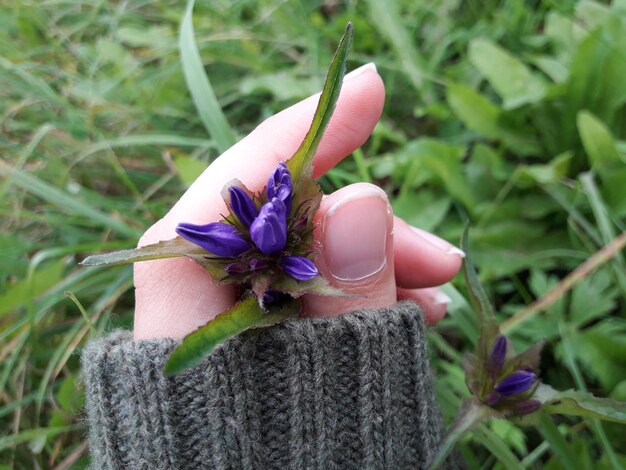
[149,65,384,240]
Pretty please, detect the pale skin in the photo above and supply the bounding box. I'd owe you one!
[134,64,464,340]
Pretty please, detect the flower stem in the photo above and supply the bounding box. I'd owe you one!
[427,399,489,470]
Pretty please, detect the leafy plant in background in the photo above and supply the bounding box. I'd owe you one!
[428,228,626,469]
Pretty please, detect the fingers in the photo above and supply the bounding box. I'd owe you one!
[393,217,464,288]
[397,287,451,325]
[134,67,385,340]
[303,183,397,317]
[155,65,385,236]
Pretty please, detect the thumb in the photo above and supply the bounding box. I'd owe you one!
[303,183,396,317]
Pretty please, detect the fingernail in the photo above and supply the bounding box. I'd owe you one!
[433,290,452,306]
[410,226,465,258]
[323,187,389,281]
[344,62,377,81]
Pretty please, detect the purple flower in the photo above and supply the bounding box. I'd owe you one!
[280,255,318,281]
[267,162,293,214]
[229,186,259,228]
[495,371,536,397]
[488,336,507,376]
[176,222,251,257]
[250,198,287,254]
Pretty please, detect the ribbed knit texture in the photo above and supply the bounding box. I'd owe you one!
[81,301,461,469]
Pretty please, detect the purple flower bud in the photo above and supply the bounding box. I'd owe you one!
[512,399,542,415]
[486,391,501,407]
[249,258,269,271]
[225,262,247,276]
[267,162,293,214]
[495,371,536,397]
[279,255,318,281]
[250,198,287,254]
[229,186,259,228]
[176,222,250,257]
[290,215,309,232]
[488,335,507,376]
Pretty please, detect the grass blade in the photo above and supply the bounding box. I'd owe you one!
[0,160,140,239]
[179,0,237,153]
[366,0,432,102]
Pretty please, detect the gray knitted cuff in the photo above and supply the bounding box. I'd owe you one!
[81,301,458,469]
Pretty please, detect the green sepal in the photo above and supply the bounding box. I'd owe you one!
[286,23,353,184]
[502,340,545,377]
[164,294,300,376]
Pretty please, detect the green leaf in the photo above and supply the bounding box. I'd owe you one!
[568,319,626,391]
[240,72,320,101]
[569,270,616,328]
[577,110,622,168]
[537,415,586,470]
[365,0,432,102]
[0,259,65,317]
[0,425,82,451]
[392,191,451,232]
[410,138,474,208]
[461,226,497,327]
[179,0,236,153]
[602,166,626,217]
[517,151,572,186]
[469,38,547,109]
[173,155,206,186]
[535,384,626,423]
[446,84,540,156]
[164,295,300,375]
[447,83,501,139]
[286,23,353,184]
[81,237,205,266]
[568,17,626,123]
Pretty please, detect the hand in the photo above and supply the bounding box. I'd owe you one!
[133,63,464,340]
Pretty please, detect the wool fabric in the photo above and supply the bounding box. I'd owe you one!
[81,301,462,469]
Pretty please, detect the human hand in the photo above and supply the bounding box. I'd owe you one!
[134,63,464,340]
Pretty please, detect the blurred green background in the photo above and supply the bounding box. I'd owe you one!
[1,0,626,468]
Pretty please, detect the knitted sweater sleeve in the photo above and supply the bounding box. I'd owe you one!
[81,301,461,469]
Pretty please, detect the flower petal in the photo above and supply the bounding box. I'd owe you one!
[229,186,259,228]
[488,335,507,376]
[250,198,287,254]
[176,222,250,257]
[280,255,318,281]
[495,370,536,397]
[267,162,293,214]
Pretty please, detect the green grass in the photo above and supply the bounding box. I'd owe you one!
[1,0,625,468]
